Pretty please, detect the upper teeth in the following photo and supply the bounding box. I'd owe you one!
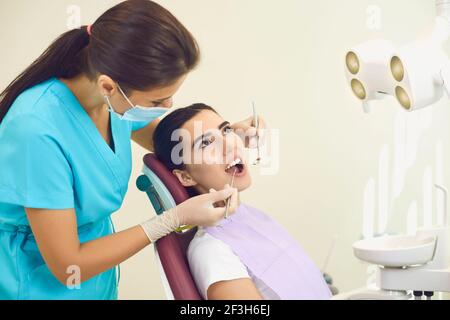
[226,158,242,170]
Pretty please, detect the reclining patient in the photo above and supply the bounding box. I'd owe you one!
[152,103,332,300]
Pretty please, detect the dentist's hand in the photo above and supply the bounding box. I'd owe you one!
[231,115,266,149]
[176,186,238,227]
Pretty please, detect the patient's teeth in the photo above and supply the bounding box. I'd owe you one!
[226,158,242,171]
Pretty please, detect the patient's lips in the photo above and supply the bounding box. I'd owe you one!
[225,157,246,177]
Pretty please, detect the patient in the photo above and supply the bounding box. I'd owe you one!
[153,103,332,300]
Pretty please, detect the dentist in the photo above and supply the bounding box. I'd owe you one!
[0,0,256,299]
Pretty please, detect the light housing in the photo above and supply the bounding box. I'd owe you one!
[388,16,450,111]
[344,39,397,113]
[345,2,450,113]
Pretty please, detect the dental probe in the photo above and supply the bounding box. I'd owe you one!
[252,102,261,165]
[224,170,236,219]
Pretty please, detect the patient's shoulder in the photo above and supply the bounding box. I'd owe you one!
[187,228,250,299]
[187,228,229,256]
[187,228,249,274]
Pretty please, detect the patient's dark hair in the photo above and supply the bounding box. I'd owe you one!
[153,103,218,197]
[153,103,217,171]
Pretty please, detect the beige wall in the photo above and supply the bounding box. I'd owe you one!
[1,0,449,299]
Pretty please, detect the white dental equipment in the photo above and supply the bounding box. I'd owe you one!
[345,0,450,113]
[345,40,397,113]
[334,184,450,300]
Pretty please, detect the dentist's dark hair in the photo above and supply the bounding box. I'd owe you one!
[0,0,200,124]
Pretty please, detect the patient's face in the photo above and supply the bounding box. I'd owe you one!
[173,110,252,194]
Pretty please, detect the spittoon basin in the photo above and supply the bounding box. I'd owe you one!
[353,235,437,267]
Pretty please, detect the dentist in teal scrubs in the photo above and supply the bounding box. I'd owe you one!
[0,0,257,300]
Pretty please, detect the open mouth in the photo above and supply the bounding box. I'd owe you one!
[225,157,245,175]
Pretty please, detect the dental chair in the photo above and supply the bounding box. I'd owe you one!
[136,153,202,300]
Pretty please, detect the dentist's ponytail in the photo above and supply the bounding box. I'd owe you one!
[0,27,90,123]
[0,0,200,124]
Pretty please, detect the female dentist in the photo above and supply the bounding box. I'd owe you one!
[0,0,258,299]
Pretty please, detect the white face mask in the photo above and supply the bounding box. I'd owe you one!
[104,84,169,122]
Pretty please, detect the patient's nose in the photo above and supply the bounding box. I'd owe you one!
[223,132,239,158]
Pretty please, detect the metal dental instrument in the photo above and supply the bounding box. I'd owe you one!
[252,102,261,165]
[224,170,236,219]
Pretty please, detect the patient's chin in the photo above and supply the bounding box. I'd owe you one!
[235,177,252,192]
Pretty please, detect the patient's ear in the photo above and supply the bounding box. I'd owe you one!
[172,169,197,187]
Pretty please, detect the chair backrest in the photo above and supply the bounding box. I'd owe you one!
[139,153,202,300]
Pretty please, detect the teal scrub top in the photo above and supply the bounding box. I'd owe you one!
[0,78,149,299]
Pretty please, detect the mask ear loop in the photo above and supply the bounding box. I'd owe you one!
[104,94,124,120]
[116,84,136,109]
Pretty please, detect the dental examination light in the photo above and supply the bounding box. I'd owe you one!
[345,0,450,113]
[345,40,397,113]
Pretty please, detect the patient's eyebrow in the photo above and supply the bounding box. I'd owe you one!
[218,121,230,130]
[192,121,231,148]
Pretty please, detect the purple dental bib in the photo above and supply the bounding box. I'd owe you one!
[205,204,332,300]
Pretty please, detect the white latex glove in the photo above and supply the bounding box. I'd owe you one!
[140,186,238,243]
[177,185,238,227]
